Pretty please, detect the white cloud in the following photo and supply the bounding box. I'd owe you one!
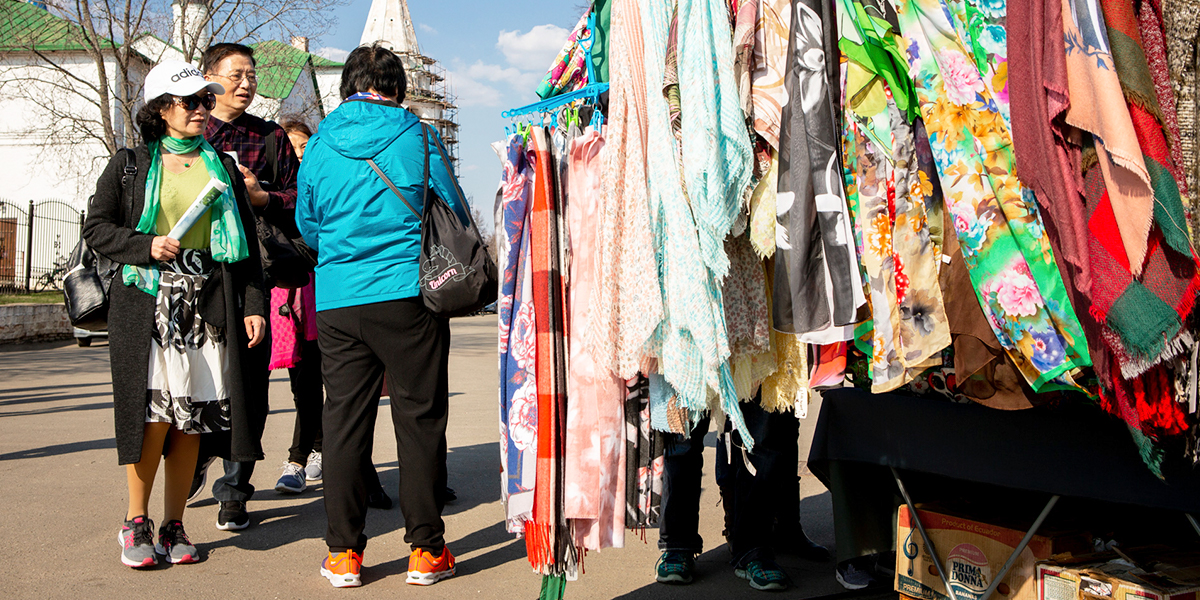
[446,63,506,108]
[496,24,570,72]
[446,60,544,107]
[313,46,350,63]
[419,23,437,35]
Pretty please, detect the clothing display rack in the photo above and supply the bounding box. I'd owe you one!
[809,387,1200,600]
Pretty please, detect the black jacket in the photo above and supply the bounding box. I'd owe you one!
[83,144,268,465]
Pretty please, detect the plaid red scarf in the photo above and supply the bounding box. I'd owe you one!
[1085,0,1200,378]
[526,127,576,577]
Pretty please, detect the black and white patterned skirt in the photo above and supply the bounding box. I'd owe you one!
[146,249,231,433]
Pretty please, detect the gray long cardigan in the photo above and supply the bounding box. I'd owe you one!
[83,144,268,466]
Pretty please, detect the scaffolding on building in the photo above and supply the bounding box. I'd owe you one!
[396,51,460,175]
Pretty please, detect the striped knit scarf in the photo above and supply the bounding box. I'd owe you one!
[525,127,576,578]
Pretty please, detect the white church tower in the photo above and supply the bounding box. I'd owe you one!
[359,0,459,171]
[170,0,210,61]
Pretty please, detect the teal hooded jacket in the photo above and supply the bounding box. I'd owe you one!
[296,99,471,312]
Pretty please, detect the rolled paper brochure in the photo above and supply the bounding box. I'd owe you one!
[167,178,228,240]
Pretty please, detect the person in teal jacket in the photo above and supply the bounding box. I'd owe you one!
[295,43,469,589]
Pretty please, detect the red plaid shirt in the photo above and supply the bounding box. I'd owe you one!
[205,112,300,210]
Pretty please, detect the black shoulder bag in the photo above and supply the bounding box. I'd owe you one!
[368,123,497,317]
[254,128,317,289]
[63,149,134,331]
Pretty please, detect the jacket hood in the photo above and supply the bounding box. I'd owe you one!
[315,100,421,160]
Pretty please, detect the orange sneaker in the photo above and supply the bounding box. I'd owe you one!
[321,550,363,588]
[406,546,455,585]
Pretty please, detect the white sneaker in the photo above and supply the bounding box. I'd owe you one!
[275,462,307,494]
[304,451,323,481]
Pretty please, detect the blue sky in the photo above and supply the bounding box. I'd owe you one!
[308,0,589,232]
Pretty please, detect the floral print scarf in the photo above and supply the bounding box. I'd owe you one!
[895,0,1092,392]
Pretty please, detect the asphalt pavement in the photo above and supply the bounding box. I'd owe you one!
[0,315,874,599]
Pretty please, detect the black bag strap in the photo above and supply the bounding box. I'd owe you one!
[366,125,428,221]
[120,148,136,223]
[263,126,278,188]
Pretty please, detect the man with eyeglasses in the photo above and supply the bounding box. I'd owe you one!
[187,42,302,532]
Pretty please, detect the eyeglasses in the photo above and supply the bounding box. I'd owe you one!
[173,93,216,111]
[210,72,258,86]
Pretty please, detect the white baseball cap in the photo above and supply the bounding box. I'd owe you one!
[144,60,225,103]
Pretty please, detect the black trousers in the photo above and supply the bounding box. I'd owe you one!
[715,402,797,564]
[658,401,788,565]
[317,298,450,554]
[287,339,324,465]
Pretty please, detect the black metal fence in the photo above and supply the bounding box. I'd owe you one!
[0,199,86,293]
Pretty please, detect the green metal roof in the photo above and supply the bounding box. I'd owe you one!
[251,39,341,99]
[0,0,116,52]
[310,53,343,69]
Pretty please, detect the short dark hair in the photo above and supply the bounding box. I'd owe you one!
[339,42,406,102]
[279,115,312,137]
[200,43,256,75]
[135,95,176,142]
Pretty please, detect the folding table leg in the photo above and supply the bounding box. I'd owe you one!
[978,495,1059,600]
[892,468,955,599]
[891,467,1060,600]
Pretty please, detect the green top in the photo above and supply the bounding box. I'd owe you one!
[156,163,212,250]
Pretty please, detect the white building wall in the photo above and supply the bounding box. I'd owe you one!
[0,52,147,208]
[276,67,325,126]
[315,67,343,122]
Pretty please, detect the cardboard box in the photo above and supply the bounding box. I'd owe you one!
[895,505,1091,600]
[1037,552,1200,600]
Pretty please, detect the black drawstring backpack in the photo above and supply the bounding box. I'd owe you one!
[367,123,497,317]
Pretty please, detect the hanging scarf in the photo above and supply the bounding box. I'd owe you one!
[750,0,792,149]
[1083,0,1200,375]
[774,0,866,341]
[124,136,249,296]
[644,0,752,445]
[1139,0,1188,195]
[585,0,664,380]
[730,0,756,118]
[526,127,576,578]
[623,375,663,532]
[536,12,592,100]
[497,134,538,533]
[1008,0,1090,295]
[896,0,1092,393]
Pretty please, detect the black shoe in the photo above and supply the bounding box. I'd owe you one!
[836,557,881,590]
[216,501,250,531]
[439,486,457,504]
[773,525,832,562]
[366,491,392,510]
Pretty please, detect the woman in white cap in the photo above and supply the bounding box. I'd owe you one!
[83,60,267,568]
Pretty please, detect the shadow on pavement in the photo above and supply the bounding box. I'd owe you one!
[0,436,116,461]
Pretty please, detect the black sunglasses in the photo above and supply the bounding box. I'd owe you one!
[174,93,215,111]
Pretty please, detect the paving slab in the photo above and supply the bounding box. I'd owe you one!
[0,315,886,599]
